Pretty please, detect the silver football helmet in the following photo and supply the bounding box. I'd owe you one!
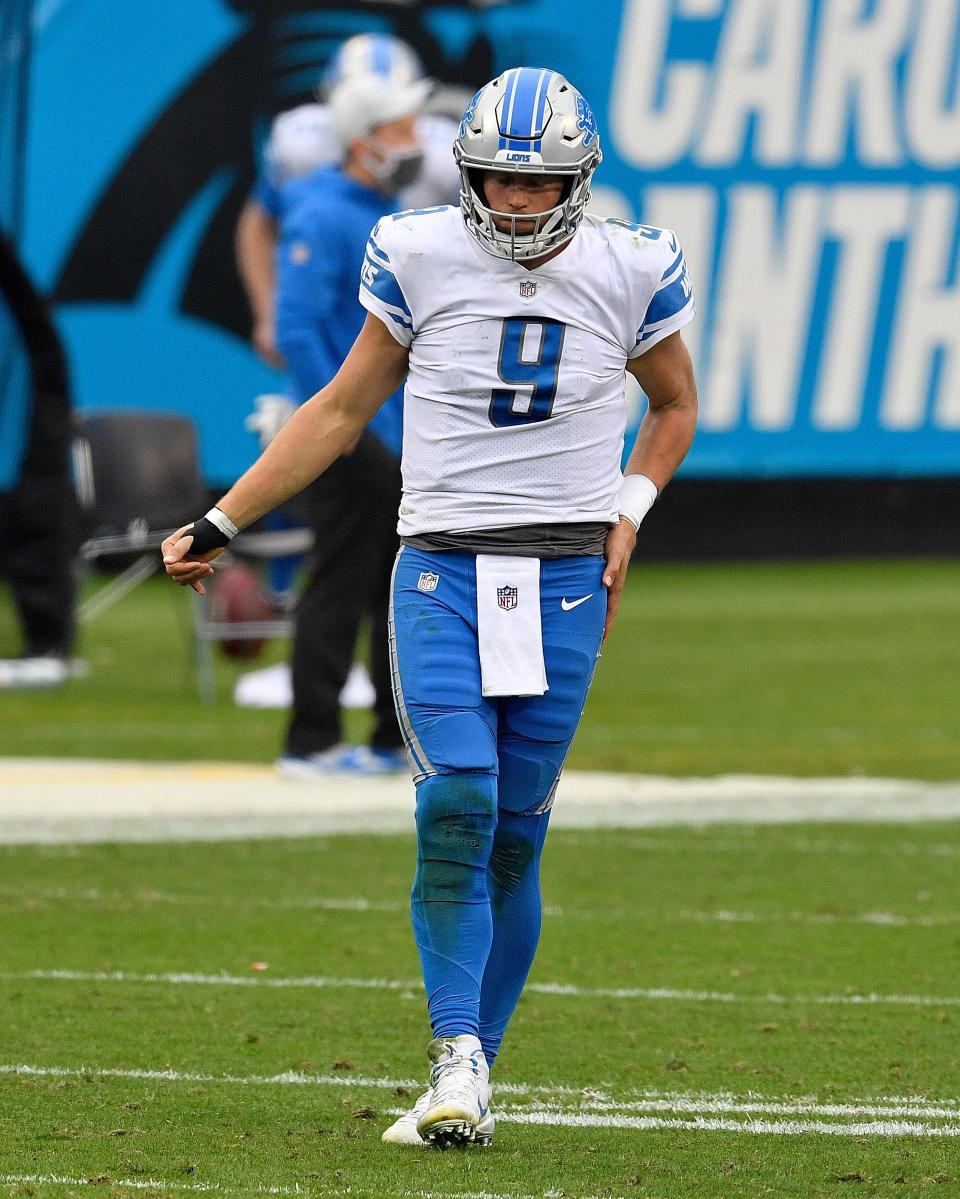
[454,67,602,261]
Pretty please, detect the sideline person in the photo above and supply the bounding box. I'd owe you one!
[0,233,77,686]
[270,71,429,776]
[235,32,459,369]
[163,67,697,1147]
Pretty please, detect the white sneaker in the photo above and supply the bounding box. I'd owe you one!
[382,1088,496,1148]
[277,744,407,779]
[275,745,354,779]
[0,656,69,690]
[416,1035,492,1148]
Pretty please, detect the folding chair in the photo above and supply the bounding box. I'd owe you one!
[73,408,210,622]
[73,408,311,701]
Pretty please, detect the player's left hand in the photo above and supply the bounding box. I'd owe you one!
[601,519,638,641]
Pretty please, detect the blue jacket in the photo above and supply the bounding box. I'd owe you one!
[275,167,403,457]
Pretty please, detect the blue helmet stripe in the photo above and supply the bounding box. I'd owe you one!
[498,68,520,150]
[371,35,391,77]
[530,69,549,135]
[499,67,554,152]
[504,68,540,143]
[531,68,552,151]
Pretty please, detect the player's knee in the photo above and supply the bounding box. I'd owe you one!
[414,773,498,901]
[497,738,566,816]
[489,811,542,896]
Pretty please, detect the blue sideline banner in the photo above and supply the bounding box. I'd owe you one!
[20,0,960,484]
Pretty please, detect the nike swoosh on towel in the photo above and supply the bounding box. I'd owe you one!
[560,595,593,611]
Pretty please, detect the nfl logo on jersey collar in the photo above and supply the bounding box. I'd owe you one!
[417,571,439,592]
[518,279,537,299]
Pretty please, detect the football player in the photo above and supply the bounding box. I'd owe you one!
[165,66,697,1148]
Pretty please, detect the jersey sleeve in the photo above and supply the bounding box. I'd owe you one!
[628,231,695,358]
[252,169,283,220]
[358,220,415,347]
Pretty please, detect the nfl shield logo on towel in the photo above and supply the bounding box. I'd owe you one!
[519,279,537,298]
[497,585,518,610]
[417,571,439,592]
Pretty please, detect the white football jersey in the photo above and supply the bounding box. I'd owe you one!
[359,207,695,536]
[265,104,458,209]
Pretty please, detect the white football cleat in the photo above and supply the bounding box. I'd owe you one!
[381,1089,433,1145]
[382,1088,496,1148]
[416,1035,492,1149]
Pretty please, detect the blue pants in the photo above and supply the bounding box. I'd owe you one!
[389,546,606,1066]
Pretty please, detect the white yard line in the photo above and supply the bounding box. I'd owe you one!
[0,885,408,913]
[0,1180,301,1198]
[4,966,960,1009]
[2,886,956,931]
[0,1062,423,1090]
[480,1110,960,1137]
[0,1179,585,1199]
[533,1097,960,1119]
[3,758,960,843]
[676,909,960,928]
[615,834,960,858]
[6,1063,960,1139]
[6,1063,960,1120]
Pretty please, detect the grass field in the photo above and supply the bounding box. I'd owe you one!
[2,824,960,1198]
[2,557,959,1196]
[2,558,959,777]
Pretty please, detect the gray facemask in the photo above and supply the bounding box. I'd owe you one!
[361,140,425,194]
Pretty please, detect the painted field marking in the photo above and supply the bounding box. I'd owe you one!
[5,759,960,845]
[0,1178,599,1199]
[5,966,960,1010]
[2,885,957,931]
[466,1110,960,1137]
[0,885,409,914]
[615,834,960,858]
[4,1063,959,1139]
[6,1063,960,1121]
[676,909,960,928]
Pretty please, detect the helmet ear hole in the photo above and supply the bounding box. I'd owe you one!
[467,168,489,206]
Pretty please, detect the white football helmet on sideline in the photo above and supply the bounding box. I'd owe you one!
[321,33,425,93]
[454,67,602,261]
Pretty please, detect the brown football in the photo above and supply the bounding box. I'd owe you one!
[209,560,273,659]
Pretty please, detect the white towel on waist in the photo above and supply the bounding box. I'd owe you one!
[475,555,548,697]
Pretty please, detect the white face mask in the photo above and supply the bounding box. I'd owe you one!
[360,137,424,194]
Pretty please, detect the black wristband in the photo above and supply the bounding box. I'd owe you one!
[185,516,231,557]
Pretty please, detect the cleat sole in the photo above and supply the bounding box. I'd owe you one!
[422,1119,476,1149]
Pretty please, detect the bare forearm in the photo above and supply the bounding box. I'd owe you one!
[625,331,698,489]
[625,393,696,489]
[235,204,277,322]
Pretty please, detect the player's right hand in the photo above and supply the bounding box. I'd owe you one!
[252,318,286,369]
[601,518,638,642]
[161,525,224,595]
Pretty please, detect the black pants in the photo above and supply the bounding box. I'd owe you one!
[0,234,77,657]
[0,473,76,657]
[284,431,403,756]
